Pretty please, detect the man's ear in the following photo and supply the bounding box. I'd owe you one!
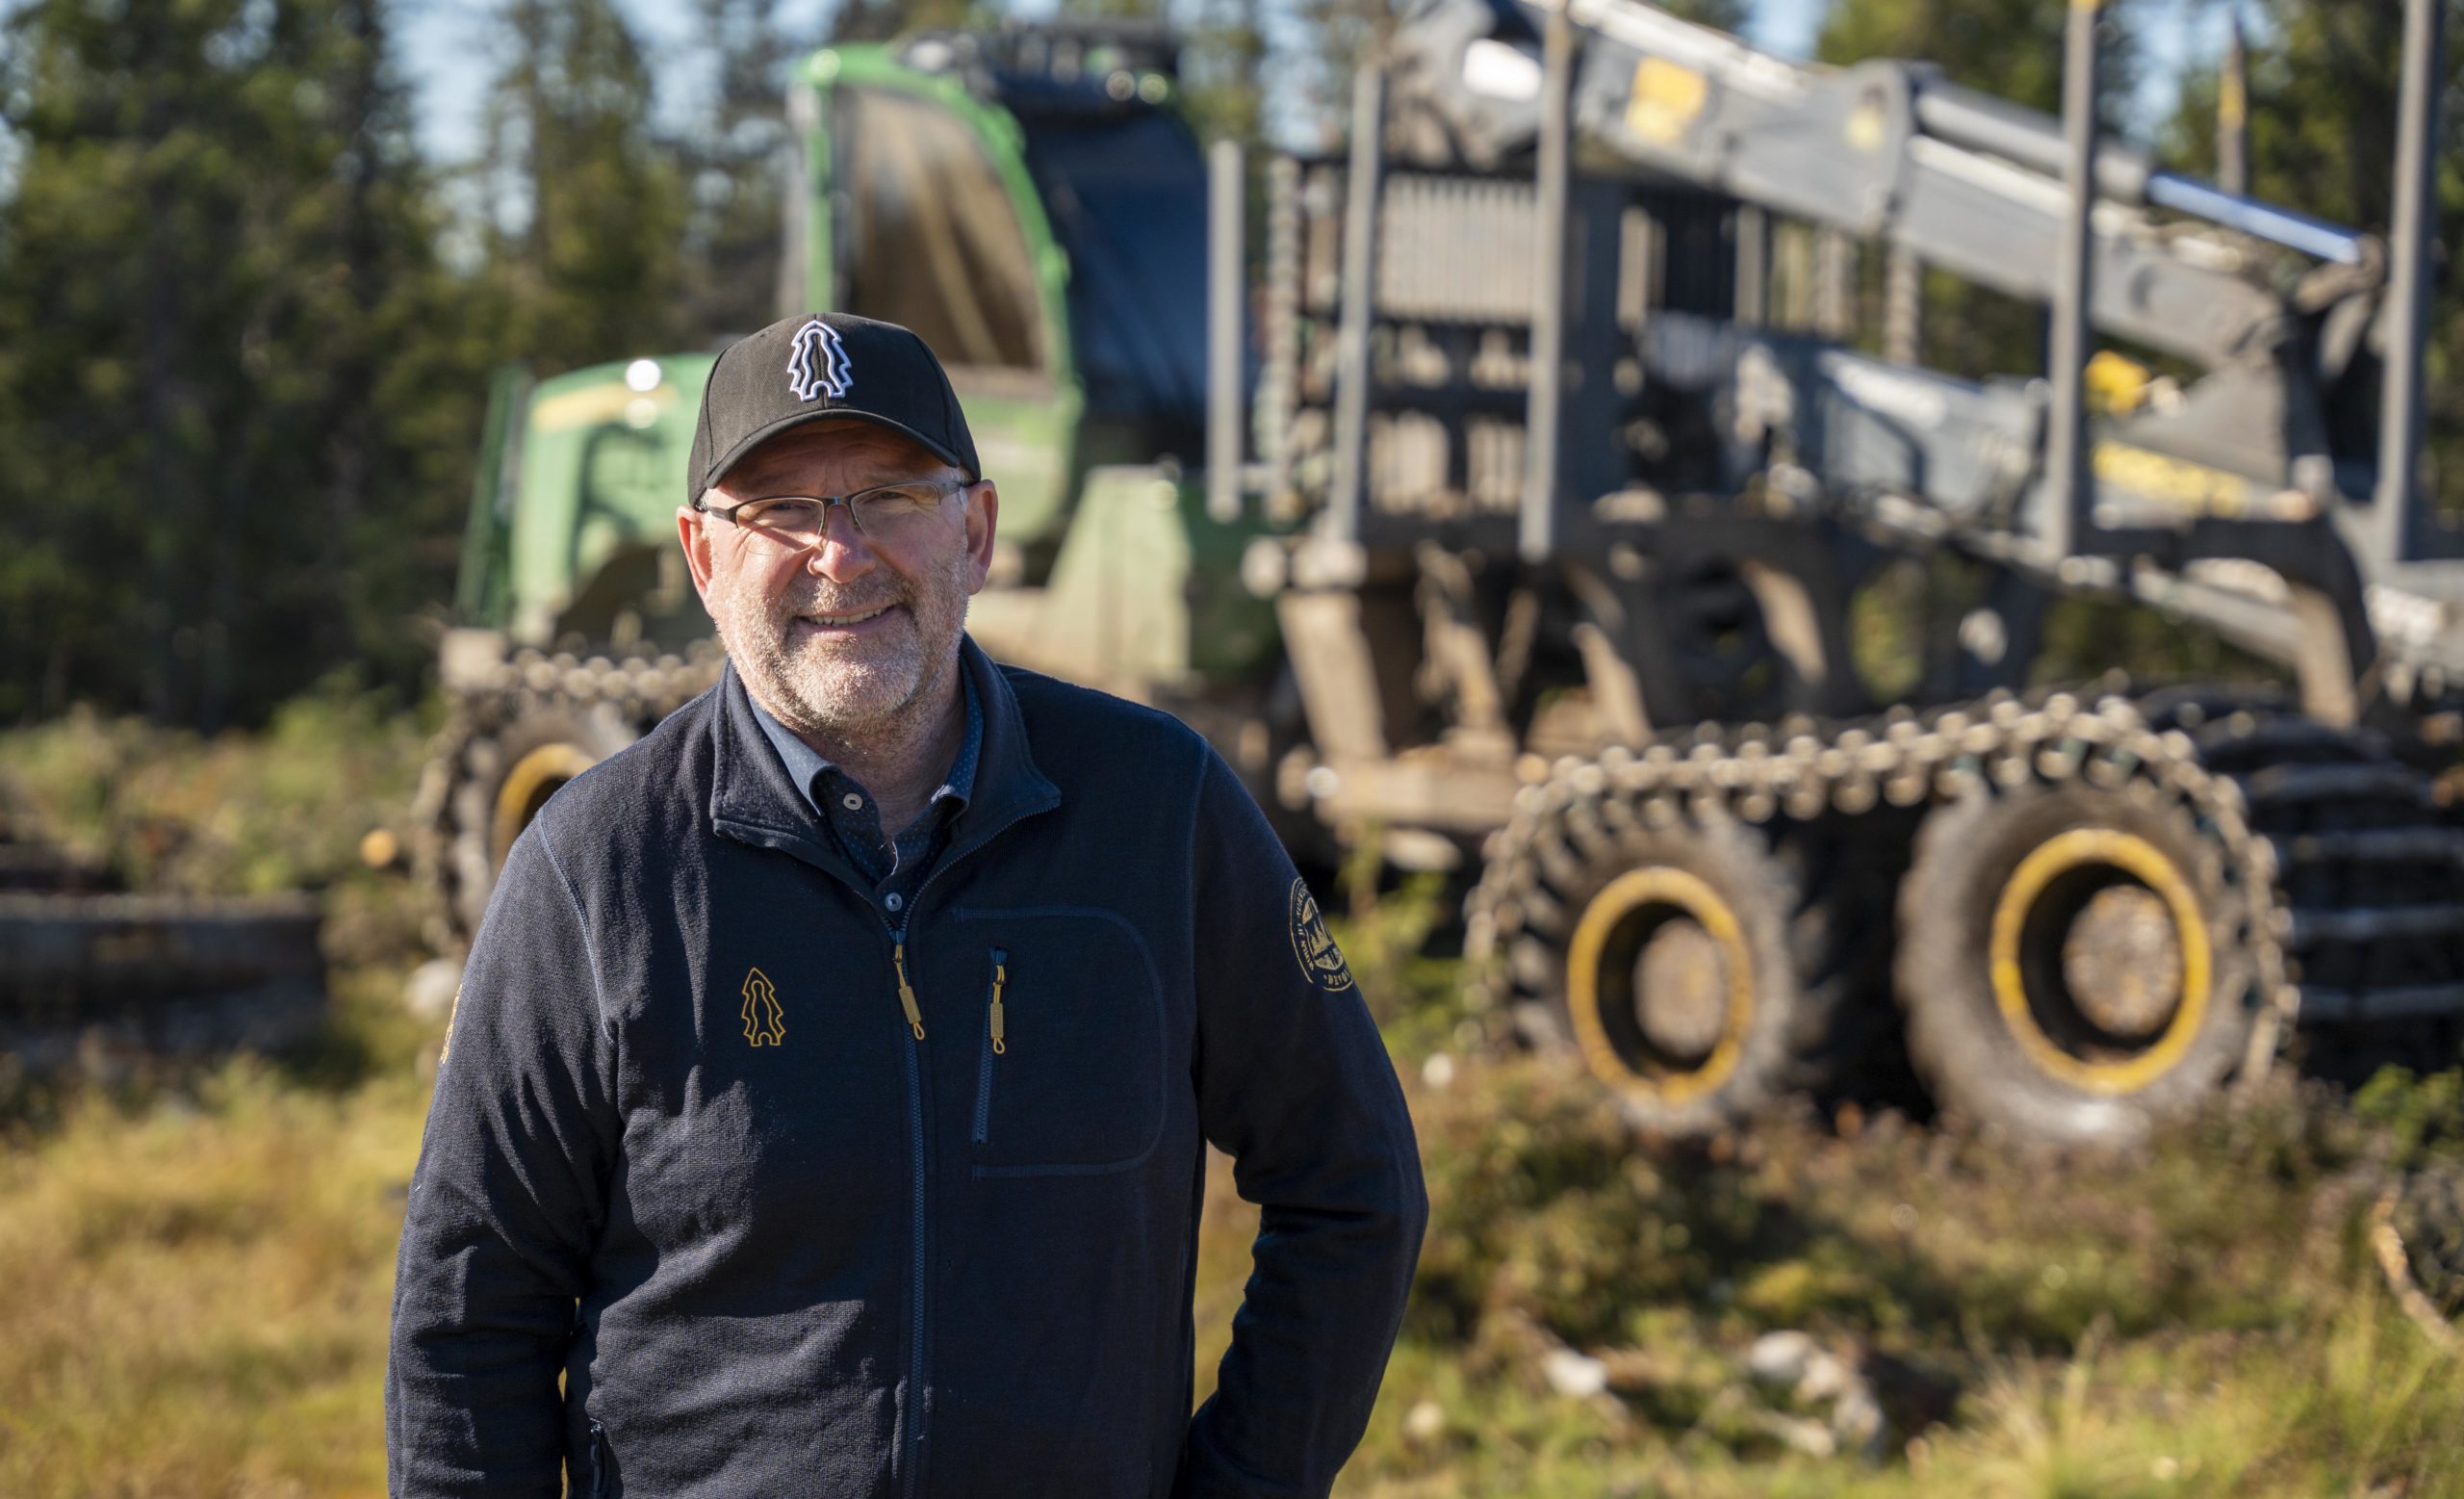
[677,504,719,608]
[963,480,1000,595]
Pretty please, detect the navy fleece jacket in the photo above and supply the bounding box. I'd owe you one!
[385,637,1428,1498]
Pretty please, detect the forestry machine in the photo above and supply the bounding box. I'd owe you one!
[1218,0,2464,1143]
[423,0,2464,1147]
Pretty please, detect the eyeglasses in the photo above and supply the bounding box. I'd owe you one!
[699,478,970,547]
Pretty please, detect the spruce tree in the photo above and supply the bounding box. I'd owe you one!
[673,0,820,342]
[0,0,479,725]
[472,0,690,373]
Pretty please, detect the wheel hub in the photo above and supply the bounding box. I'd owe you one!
[2061,885,2183,1040]
[1564,866,1756,1106]
[1632,918,1731,1060]
[1989,827,2213,1095]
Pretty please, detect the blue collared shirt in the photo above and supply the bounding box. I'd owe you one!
[747,671,983,919]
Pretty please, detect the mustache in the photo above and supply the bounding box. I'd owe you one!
[773,583,908,620]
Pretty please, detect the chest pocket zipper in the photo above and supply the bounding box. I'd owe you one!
[586,1418,609,1498]
[971,948,1009,1145]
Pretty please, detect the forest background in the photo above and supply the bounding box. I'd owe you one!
[0,0,2456,730]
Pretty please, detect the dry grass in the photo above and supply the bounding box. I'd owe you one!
[0,976,430,1497]
[2,723,2462,1494]
[3,956,2462,1497]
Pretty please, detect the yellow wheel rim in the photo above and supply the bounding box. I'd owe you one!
[1988,828,2212,1095]
[1565,866,1756,1108]
[491,742,600,866]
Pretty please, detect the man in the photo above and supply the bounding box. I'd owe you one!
[386,311,1429,1498]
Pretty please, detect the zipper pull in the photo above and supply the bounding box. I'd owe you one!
[893,940,925,1041]
[989,955,1008,1055]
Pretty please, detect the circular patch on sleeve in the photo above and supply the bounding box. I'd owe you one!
[1287,876,1357,994]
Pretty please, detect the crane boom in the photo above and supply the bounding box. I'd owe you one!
[1393,0,2377,370]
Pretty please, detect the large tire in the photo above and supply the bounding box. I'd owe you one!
[1894,781,2255,1145]
[2143,692,2464,1076]
[1492,800,1886,1139]
[425,697,641,944]
[2388,1162,2464,1325]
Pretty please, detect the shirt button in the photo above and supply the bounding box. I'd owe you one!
[841,792,864,811]
[885,892,904,912]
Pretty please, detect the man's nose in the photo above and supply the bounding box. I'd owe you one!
[804,503,876,582]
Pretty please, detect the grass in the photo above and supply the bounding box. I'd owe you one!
[1319,879,2464,1498]
[0,675,437,970]
[0,972,431,1496]
[1342,1065,2464,1497]
[2,715,2462,1495]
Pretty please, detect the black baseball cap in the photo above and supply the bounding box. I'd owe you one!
[686,311,982,506]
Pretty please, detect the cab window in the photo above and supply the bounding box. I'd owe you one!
[839,88,1043,375]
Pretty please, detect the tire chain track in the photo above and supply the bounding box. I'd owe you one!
[410,643,726,953]
[1469,685,2464,1081]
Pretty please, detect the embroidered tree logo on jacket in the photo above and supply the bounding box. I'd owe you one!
[742,968,786,1047]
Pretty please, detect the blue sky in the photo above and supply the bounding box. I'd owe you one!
[395,0,2222,167]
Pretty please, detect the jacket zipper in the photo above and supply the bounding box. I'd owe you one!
[990,951,1009,1055]
[892,939,926,1039]
[887,831,981,1497]
[872,804,1054,1499]
[971,948,1009,1146]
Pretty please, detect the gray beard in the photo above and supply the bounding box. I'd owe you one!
[711,549,972,742]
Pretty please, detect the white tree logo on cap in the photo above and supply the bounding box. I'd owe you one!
[786,318,853,402]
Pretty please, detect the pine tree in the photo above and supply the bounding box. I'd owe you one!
[1820,0,2154,116]
[472,0,691,372]
[673,0,820,342]
[0,0,481,725]
[831,0,989,46]
[1662,0,1747,31]
[1183,0,1270,148]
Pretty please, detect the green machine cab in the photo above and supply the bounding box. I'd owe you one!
[453,354,717,656]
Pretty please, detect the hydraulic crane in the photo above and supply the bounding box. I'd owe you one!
[1213,0,2463,1141]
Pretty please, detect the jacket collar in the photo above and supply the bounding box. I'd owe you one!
[745,662,982,826]
[708,634,1060,892]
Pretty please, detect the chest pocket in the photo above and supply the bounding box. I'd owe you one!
[951,906,1166,1176]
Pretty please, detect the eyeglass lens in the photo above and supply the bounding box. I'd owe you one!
[736,483,952,545]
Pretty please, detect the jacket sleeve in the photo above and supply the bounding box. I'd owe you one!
[386,822,621,1497]
[1173,747,1429,1499]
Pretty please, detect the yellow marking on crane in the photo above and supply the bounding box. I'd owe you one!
[2092,442,2254,517]
[2085,350,2153,414]
[1627,58,1708,147]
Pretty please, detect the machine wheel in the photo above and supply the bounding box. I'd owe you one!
[2386,1162,2464,1328]
[425,696,642,944]
[1894,781,2255,1145]
[1496,806,1876,1138]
